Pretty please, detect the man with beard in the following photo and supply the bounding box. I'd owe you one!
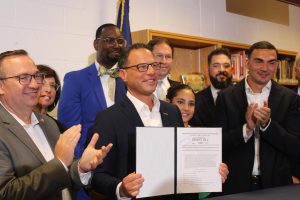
[190,48,232,127]
[58,24,126,199]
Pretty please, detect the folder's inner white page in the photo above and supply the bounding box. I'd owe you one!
[136,127,175,198]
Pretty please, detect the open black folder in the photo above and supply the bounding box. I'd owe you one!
[136,127,222,198]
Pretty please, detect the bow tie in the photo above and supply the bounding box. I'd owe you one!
[98,66,119,78]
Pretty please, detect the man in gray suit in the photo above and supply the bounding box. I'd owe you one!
[0,49,112,200]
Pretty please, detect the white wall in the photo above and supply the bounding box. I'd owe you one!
[0,0,300,81]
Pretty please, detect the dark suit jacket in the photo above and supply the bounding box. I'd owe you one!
[190,86,215,127]
[91,95,197,200]
[215,79,300,194]
[168,78,181,87]
[0,105,82,200]
[291,85,300,179]
[292,86,299,94]
[58,63,126,157]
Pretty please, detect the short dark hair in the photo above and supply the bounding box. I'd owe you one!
[166,84,195,102]
[247,41,278,59]
[37,64,61,112]
[207,48,231,65]
[148,37,174,57]
[95,23,119,39]
[118,43,152,69]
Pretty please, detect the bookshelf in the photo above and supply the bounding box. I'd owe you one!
[131,29,298,86]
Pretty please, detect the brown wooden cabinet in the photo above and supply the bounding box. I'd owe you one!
[131,29,298,86]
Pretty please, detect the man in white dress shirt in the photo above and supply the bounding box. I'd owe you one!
[216,41,300,194]
[148,37,180,101]
[90,43,228,200]
[0,49,112,200]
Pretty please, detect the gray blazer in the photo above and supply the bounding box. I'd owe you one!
[0,104,82,200]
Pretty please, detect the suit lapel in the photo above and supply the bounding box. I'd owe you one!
[119,96,144,173]
[233,80,248,113]
[160,101,175,127]
[88,64,107,109]
[268,81,281,118]
[205,86,216,113]
[36,113,58,150]
[120,96,144,127]
[115,77,126,103]
[0,105,46,163]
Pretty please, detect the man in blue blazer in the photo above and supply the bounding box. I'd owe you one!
[58,24,126,159]
[90,43,228,200]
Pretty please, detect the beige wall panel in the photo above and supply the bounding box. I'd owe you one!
[226,0,289,25]
[171,48,200,81]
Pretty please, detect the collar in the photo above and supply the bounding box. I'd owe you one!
[95,61,118,72]
[210,84,220,101]
[159,76,170,87]
[245,76,272,94]
[0,102,39,126]
[127,91,160,113]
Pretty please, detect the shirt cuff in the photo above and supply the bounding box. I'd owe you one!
[116,182,131,200]
[243,124,253,142]
[79,171,91,185]
[260,118,271,132]
[77,162,91,185]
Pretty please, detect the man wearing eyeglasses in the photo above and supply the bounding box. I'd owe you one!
[215,41,300,194]
[0,49,112,200]
[148,37,180,101]
[190,48,233,127]
[89,43,228,200]
[58,23,127,162]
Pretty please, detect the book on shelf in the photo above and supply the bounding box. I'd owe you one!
[230,50,247,81]
[274,57,297,85]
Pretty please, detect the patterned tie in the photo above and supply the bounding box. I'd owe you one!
[98,66,119,78]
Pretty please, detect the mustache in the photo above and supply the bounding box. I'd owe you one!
[216,71,229,77]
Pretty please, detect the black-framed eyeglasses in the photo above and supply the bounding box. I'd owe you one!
[97,37,127,46]
[42,82,60,91]
[122,62,162,72]
[0,73,45,85]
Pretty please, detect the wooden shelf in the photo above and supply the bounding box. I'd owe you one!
[132,29,298,86]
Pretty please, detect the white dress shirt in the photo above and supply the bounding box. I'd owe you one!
[243,78,271,176]
[115,91,163,200]
[210,84,220,104]
[155,76,171,101]
[95,61,117,108]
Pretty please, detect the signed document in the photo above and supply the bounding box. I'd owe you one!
[136,127,222,198]
[177,127,222,193]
